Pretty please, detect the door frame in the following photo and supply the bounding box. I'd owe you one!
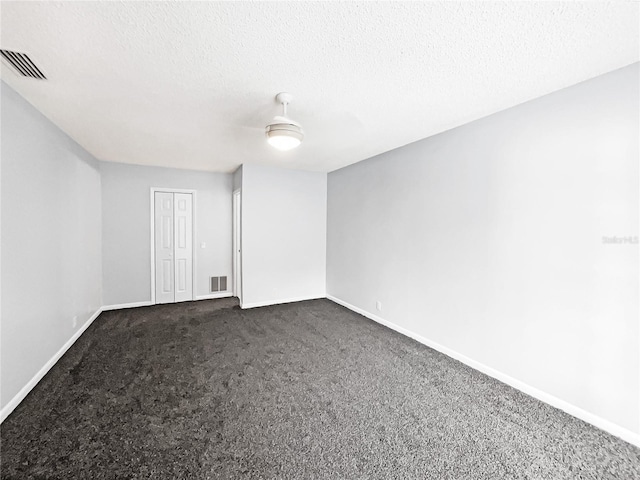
[150,187,197,304]
[232,188,242,305]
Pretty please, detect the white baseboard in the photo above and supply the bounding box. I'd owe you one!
[241,294,325,310]
[195,292,233,301]
[0,307,103,423]
[101,301,153,311]
[326,294,640,448]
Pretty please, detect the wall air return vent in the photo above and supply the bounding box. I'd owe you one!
[210,276,228,293]
[0,50,46,79]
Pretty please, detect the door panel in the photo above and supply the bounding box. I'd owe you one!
[161,259,172,293]
[155,192,174,304]
[177,217,186,249]
[176,258,187,292]
[174,193,193,302]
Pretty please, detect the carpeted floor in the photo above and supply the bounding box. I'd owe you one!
[1,298,639,479]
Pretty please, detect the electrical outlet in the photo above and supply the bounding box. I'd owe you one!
[72,316,78,328]
[376,301,382,312]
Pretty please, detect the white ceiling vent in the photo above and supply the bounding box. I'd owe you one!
[0,49,46,79]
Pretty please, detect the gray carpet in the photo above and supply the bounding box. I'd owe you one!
[1,298,639,479]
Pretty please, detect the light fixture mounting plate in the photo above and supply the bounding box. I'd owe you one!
[276,92,293,105]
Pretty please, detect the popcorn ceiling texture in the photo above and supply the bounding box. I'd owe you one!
[0,1,638,173]
[1,298,639,478]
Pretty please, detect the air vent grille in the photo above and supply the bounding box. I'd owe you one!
[0,49,46,79]
[210,276,228,293]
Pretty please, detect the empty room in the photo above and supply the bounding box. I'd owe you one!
[1,1,638,478]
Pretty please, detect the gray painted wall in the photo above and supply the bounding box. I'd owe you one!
[327,63,639,434]
[241,164,326,307]
[101,162,232,306]
[1,81,103,409]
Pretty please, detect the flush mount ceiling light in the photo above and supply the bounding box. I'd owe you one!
[265,92,304,151]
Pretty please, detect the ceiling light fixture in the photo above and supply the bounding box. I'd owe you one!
[265,92,304,151]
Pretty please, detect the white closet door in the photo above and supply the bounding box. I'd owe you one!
[174,193,193,302]
[154,192,175,304]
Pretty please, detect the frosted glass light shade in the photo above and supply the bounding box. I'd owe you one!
[265,123,304,151]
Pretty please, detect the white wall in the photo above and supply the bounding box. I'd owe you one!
[232,165,242,191]
[241,164,326,308]
[101,162,232,306]
[1,81,103,411]
[327,63,639,438]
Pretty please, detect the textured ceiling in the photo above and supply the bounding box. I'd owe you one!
[1,1,638,173]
